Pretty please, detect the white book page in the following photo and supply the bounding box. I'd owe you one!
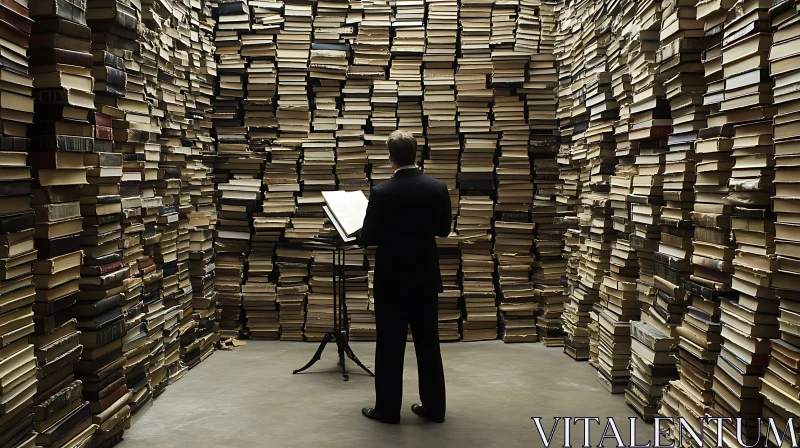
[321,190,369,236]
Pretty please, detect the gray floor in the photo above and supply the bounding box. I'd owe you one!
[120,341,651,448]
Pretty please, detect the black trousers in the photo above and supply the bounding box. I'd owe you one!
[373,294,446,421]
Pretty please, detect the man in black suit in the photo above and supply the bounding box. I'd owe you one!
[357,130,451,424]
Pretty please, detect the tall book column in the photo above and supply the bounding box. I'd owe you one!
[654,0,709,434]
[213,1,256,342]
[131,0,162,422]
[526,1,566,349]
[706,0,779,443]
[0,1,37,446]
[600,0,640,386]
[760,0,800,440]
[457,0,498,342]
[184,0,220,365]
[82,0,132,435]
[623,0,677,420]
[554,1,588,360]
[28,1,97,445]
[423,0,463,341]
[493,0,537,343]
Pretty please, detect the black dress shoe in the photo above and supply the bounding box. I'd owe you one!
[362,407,399,424]
[411,404,445,423]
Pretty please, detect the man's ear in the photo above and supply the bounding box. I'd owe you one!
[388,154,394,165]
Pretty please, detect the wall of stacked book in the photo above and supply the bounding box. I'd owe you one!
[210,0,566,346]
[0,0,219,447]
[554,0,800,443]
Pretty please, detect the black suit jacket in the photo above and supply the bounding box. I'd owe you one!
[357,168,451,300]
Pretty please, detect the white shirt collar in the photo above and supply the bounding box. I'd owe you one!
[393,165,418,175]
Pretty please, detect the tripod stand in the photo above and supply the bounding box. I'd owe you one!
[293,243,374,381]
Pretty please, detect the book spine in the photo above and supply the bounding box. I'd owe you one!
[35,380,82,420]
[42,402,91,444]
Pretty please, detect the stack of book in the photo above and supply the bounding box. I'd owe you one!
[624,0,666,314]
[514,0,542,53]
[76,150,128,445]
[685,13,736,440]
[495,222,537,343]
[652,0,707,423]
[243,217,286,339]
[700,1,777,443]
[369,80,398,147]
[305,250,335,341]
[597,240,640,394]
[301,135,336,197]
[337,80,370,195]
[342,248,372,341]
[112,51,151,424]
[437,289,462,342]
[553,0,593,350]
[654,6,705,387]
[0,3,36,446]
[763,0,800,440]
[535,284,569,346]
[609,165,635,254]
[573,201,614,356]
[659,2,730,433]
[458,196,497,341]
[494,103,536,343]
[29,197,85,445]
[457,132,495,191]
[215,175,263,339]
[494,98,533,215]
[244,203,280,340]
[623,0,673,418]
[151,198,178,398]
[151,31,188,393]
[357,248,380,342]
[215,254,246,340]
[0,216,36,448]
[84,6,137,431]
[350,0,390,79]
[552,0,585,358]
[436,236,462,341]
[132,137,159,421]
[561,219,592,360]
[422,0,458,216]
[666,281,722,440]
[242,281,279,339]
[275,244,310,341]
[27,0,98,444]
[185,0,219,342]
[627,320,678,422]
[531,158,568,347]
[150,198,174,398]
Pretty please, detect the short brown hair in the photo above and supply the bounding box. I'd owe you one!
[387,130,417,166]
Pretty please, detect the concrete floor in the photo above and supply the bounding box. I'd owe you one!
[120,341,651,448]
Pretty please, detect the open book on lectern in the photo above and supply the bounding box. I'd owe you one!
[322,190,369,243]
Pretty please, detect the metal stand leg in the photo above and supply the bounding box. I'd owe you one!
[293,332,335,374]
[293,245,375,380]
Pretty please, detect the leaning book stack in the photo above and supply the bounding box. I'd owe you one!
[706,0,777,443]
[29,0,102,445]
[760,0,800,440]
[458,197,497,342]
[0,0,36,445]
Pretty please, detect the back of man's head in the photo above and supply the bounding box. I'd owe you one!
[387,130,417,166]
